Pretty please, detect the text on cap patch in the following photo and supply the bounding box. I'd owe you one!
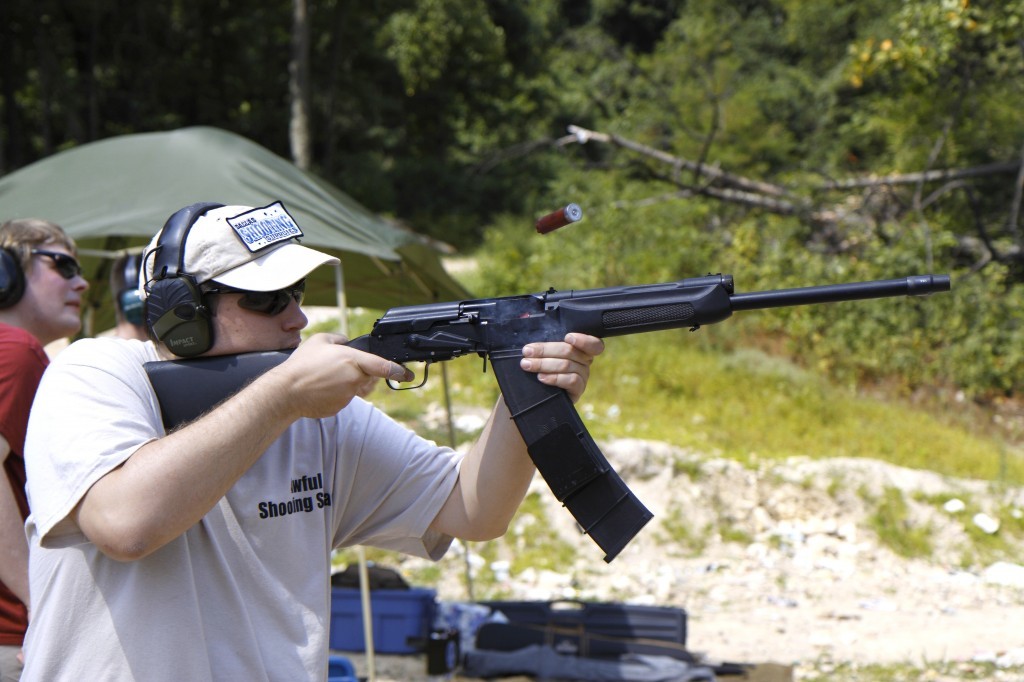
[227,201,304,252]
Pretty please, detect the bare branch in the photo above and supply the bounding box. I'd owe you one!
[959,184,1024,273]
[566,124,792,198]
[607,182,838,224]
[813,161,1020,191]
[956,235,994,274]
[921,179,974,210]
[1007,140,1024,241]
[472,137,560,174]
[553,122,1022,259]
[912,118,954,272]
[693,62,722,186]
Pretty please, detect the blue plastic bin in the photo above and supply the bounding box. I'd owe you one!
[329,587,437,654]
[328,654,357,682]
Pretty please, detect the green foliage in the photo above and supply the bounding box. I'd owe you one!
[841,1,1024,177]
[475,193,1023,398]
[730,223,1024,398]
[671,457,705,481]
[474,168,722,293]
[3,0,1022,402]
[331,546,406,571]
[382,0,506,98]
[848,0,1024,87]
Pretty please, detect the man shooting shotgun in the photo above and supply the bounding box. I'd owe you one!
[20,201,605,681]
[145,270,950,564]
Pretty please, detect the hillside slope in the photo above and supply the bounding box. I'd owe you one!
[390,438,1024,672]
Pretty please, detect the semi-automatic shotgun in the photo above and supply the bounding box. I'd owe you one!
[145,273,951,562]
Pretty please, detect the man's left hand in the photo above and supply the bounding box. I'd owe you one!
[519,333,605,403]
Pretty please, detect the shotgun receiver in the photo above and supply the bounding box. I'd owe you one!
[144,273,951,562]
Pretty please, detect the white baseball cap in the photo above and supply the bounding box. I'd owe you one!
[140,201,338,296]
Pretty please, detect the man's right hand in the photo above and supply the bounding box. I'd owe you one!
[267,333,413,420]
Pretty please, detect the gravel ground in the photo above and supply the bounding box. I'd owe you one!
[333,439,1024,681]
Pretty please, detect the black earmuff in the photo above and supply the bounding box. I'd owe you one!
[119,288,144,326]
[0,248,26,310]
[116,253,144,325]
[144,202,224,357]
[121,252,142,294]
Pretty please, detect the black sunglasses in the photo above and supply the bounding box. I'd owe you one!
[204,279,306,316]
[32,249,82,280]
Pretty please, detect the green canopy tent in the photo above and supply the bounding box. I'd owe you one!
[0,127,474,671]
[0,126,470,335]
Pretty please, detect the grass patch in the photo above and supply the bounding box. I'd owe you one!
[912,491,1024,565]
[314,301,1022,571]
[314,305,1021,573]
[311,307,1019,481]
[504,492,577,574]
[867,486,934,559]
[593,331,1015,481]
[581,332,1022,484]
[720,525,754,545]
[657,504,711,556]
[671,457,705,480]
[799,658,1024,681]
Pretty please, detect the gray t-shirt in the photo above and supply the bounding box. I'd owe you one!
[22,338,460,681]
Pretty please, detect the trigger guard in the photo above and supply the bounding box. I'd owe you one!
[387,363,428,390]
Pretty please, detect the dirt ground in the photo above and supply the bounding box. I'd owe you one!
[332,439,1024,681]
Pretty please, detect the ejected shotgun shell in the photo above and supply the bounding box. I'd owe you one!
[535,203,583,234]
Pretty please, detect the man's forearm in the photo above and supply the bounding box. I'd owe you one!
[74,368,303,561]
[430,398,536,541]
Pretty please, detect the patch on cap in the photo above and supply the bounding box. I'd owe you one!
[226,201,304,252]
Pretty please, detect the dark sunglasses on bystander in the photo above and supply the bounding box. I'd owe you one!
[32,249,83,280]
[204,279,306,316]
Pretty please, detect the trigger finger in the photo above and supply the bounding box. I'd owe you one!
[386,362,413,382]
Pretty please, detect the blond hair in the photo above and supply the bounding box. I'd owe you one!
[0,218,77,271]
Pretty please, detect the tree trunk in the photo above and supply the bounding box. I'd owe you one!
[289,0,312,170]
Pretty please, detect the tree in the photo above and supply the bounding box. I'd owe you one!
[289,0,312,169]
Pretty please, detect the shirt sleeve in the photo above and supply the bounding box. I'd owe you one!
[24,339,163,546]
[329,398,462,560]
[0,328,48,457]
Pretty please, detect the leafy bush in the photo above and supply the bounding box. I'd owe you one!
[473,184,1023,400]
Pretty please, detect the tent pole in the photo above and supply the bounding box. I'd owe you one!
[357,546,376,682]
[439,362,474,601]
[334,260,376,680]
[333,262,348,337]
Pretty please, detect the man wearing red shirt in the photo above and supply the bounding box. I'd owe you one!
[0,219,88,680]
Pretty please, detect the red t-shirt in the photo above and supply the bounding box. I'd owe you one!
[0,323,48,645]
